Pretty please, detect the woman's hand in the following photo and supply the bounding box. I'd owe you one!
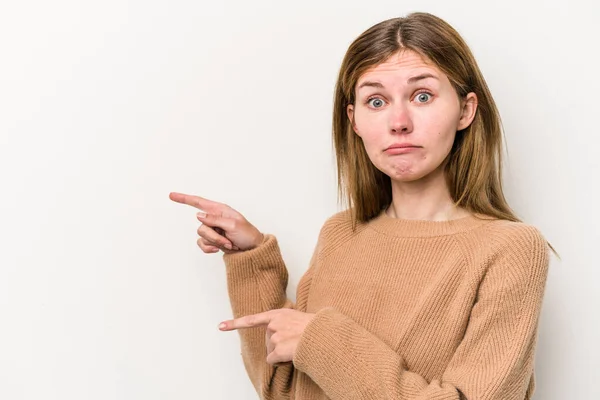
[218,309,316,366]
[169,192,264,254]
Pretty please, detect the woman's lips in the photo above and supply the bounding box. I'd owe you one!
[384,146,421,154]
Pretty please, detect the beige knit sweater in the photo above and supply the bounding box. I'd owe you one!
[222,209,550,400]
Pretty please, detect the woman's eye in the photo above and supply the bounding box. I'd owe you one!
[367,98,385,108]
[415,92,432,103]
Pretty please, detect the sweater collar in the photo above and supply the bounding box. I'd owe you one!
[367,208,496,238]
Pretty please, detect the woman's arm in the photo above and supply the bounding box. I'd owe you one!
[292,225,550,400]
[222,233,319,400]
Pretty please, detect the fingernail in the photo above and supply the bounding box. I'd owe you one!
[224,243,232,250]
[218,322,226,329]
[197,212,207,218]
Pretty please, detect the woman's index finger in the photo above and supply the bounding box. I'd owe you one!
[169,192,221,212]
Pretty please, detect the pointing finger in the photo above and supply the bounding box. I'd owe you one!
[169,192,222,212]
[219,311,274,331]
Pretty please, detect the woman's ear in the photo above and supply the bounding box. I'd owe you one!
[347,103,359,135]
[457,92,478,131]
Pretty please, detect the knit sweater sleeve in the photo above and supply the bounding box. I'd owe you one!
[292,225,550,400]
[221,231,321,400]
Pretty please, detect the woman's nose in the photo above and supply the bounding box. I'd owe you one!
[389,103,413,134]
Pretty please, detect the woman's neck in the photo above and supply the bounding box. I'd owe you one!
[387,172,470,221]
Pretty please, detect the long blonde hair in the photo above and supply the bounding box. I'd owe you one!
[332,12,558,256]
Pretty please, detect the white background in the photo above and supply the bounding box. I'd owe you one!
[1,0,598,399]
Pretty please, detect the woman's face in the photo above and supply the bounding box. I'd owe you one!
[347,50,477,183]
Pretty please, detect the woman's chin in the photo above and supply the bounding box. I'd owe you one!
[383,165,422,182]
[385,168,433,183]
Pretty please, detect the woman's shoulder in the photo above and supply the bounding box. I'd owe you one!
[474,216,546,245]
[312,209,365,256]
[319,208,359,236]
[463,215,550,263]
[322,208,354,227]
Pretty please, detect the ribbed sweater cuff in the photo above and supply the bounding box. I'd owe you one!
[293,307,358,382]
[222,234,282,280]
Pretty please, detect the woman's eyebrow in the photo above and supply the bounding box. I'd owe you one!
[357,81,385,90]
[357,73,439,91]
[407,73,438,83]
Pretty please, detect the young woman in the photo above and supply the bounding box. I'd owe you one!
[171,12,553,400]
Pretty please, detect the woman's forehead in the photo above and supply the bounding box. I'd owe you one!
[357,51,446,89]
